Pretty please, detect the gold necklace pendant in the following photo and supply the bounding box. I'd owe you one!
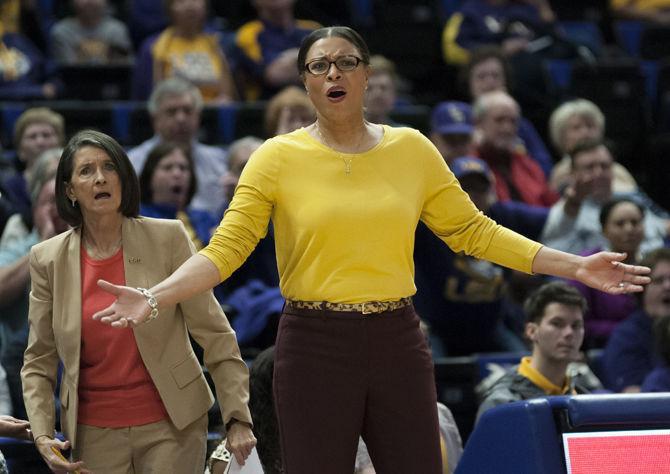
[316,122,364,176]
[343,157,352,174]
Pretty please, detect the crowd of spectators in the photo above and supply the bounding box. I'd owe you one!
[2,0,670,469]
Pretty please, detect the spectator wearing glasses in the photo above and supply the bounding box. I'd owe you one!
[93,26,651,474]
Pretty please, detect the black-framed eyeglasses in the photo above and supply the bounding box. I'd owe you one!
[304,55,364,75]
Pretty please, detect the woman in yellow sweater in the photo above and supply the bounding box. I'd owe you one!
[94,27,650,473]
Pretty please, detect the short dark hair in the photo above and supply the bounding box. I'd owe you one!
[599,197,645,229]
[524,281,588,325]
[139,142,197,206]
[56,130,140,227]
[297,26,370,75]
[568,137,607,167]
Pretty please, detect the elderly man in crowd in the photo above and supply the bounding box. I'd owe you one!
[472,91,557,207]
[128,77,227,214]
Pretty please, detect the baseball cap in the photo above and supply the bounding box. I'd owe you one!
[450,156,493,182]
[430,101,474,135]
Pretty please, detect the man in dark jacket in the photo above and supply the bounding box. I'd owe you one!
[476,281,601,421]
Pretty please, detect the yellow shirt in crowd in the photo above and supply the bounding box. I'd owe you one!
[201,126,542,303]
[610,0,670,11]
[517,356,572,396]
[152,27,225,101]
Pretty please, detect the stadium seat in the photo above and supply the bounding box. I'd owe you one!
[639,26,670,60]
[233,102,267,141]
[643,133,670,211]
[614,20,643,57]
[59,64,133,101]
[569,59,651,174]
[550,0,614,43]
[543,59,573,94]
[46,101,116,142]
[457,398,563,474]
[559,21,603,56]
[389,105,431,135]
[438,0,465,22]
[458,393,670,473]
[473,351,529,382]
[434,356,479,441]
[0,103,26,149]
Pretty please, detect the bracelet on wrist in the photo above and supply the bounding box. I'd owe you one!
[137,287,159,322]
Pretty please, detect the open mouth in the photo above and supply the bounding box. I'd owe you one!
[327,87,346,100]
[171,186,183,195]
[94,192,111,200]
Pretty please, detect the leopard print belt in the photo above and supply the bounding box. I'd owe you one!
[285,297,412,314]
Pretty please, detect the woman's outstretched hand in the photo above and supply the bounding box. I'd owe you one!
[92,280,151,327]
[576,251,651,294]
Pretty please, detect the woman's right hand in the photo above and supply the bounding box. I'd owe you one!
[92,280,151,328]
[35,436,90,473]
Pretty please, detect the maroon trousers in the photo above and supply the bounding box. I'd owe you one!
[273,304,442,473]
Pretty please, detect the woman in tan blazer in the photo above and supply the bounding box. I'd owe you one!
[21,130,255,473]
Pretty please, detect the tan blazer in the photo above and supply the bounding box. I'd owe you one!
[21,217,251,446]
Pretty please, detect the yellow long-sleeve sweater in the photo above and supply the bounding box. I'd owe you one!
[201,125,542,303]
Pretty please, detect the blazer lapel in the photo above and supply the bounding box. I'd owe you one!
[57,229,82,380]
[122,218,160,343]
[122,218,148,289]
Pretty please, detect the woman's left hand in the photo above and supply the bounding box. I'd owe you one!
[225,422,256,466]
[575,251,651,294]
